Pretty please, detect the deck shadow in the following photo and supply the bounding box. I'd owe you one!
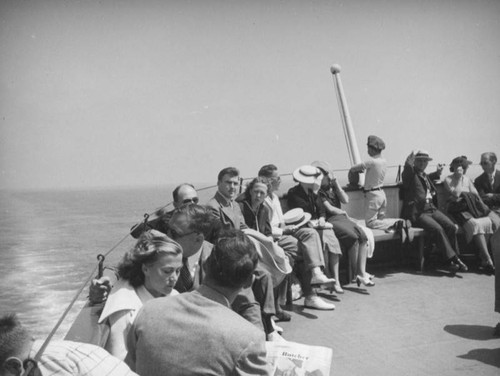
[458,347,500,368]
[285,304,319,319]
[405,268,464,279]
[316,292,342,301]
[444,324,499,341]
[340,286,370,295]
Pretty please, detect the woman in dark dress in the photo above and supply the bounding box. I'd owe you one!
[312,161,374,287]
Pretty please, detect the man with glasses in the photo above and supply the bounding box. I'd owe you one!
[475,152,500,216]
[130,183,200,238]
[0,314,137,376]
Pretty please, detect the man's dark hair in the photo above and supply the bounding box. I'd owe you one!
[257,164,278,178]
[172,183,196,203]
[482,152,497,165]
[0,314,30,365]
[205,229,258,289]
[217,167,239,183]
[168,204,215,239]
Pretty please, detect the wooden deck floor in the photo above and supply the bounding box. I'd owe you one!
[278,265,499,376]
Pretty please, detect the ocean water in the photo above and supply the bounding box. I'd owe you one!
[0,184,217,340]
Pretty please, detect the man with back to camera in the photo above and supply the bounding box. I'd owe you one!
[125,229,271,376]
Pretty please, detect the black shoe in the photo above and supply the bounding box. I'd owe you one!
[448,261,460,273]
[404,219,414,243]
[397,220,407,244]
[274,310,291,322]
[494,322,500,337]
[482,263,495,275]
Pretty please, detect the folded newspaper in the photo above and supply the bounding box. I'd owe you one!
[266,341,333,376]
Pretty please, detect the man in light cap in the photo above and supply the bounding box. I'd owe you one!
[401,150,468,272]
[349,135,407,236]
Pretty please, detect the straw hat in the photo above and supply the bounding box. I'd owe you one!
[283,208,312,228]
[311,160,332,177]
[292,165,322,184]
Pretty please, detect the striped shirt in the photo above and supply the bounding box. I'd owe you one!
[30,339,138,376]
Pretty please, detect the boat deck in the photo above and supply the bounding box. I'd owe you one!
[278,265,499,376]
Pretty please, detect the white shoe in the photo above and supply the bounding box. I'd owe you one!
[310,273,336,285]
[303,295,335,310]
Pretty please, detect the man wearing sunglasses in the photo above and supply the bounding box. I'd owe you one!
[130,183,199,238]
[0,314,137,376]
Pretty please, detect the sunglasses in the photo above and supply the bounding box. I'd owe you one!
[182,197,199,204]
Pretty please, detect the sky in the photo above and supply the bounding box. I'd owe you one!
[1,0,499,190]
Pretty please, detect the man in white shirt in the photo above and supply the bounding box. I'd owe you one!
[258,164,336,310]
[350,135,405,233]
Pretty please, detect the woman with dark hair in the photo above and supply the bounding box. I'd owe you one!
[444,156,495,273]
[98,230,183,360]
[236,177,273,236]
[312,160,374,287]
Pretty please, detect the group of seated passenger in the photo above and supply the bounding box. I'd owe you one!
[3,150,498,376]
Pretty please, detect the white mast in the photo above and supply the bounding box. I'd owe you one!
[330,64,364,186]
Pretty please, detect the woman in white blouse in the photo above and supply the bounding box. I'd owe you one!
[99,230,183,360]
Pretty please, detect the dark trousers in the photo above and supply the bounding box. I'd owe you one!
[415,206,458,260]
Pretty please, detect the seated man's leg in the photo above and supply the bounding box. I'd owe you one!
[251,266,277,334]
[277,234,299,261]
[415,211,457,260]
[294,228,324,271]
[431,210,460,256]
